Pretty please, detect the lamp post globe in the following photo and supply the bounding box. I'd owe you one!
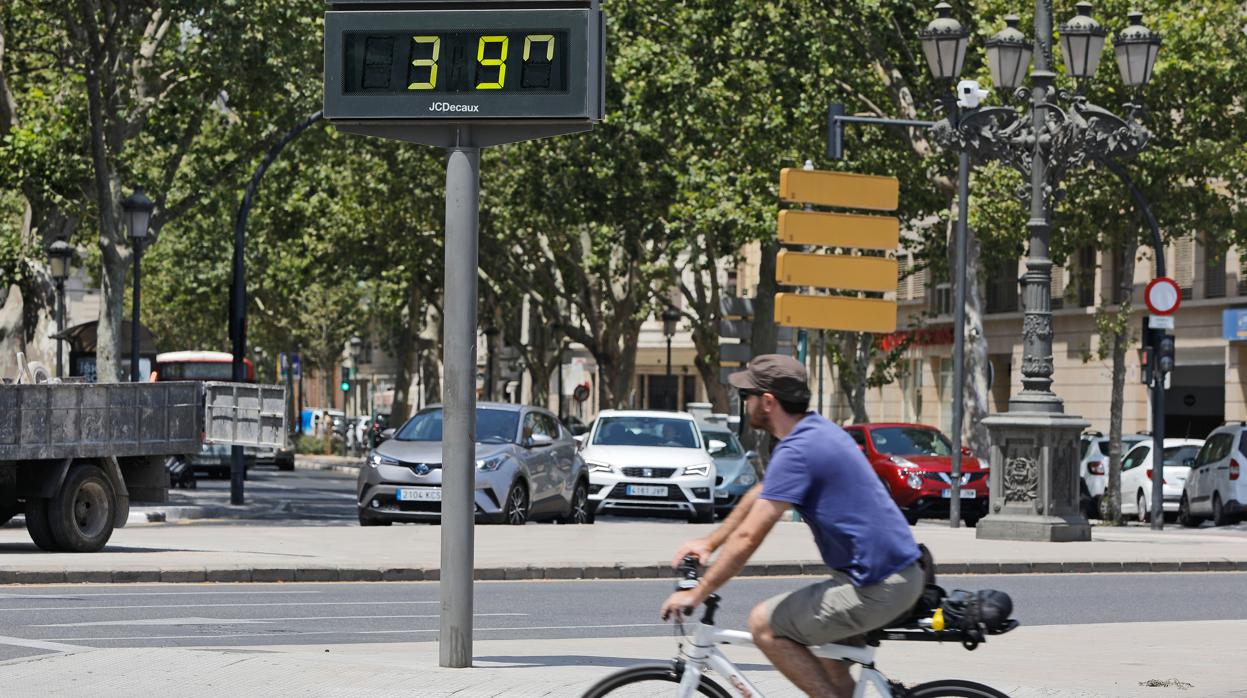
[1058,1,1109,81]
[985,15,1032,91]
[1114,11,1162,88]
[120,189,155,382]
[918,2,969,80]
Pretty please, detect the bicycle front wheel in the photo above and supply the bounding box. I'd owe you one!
[581,662,732,698]
[906,679,1010,697]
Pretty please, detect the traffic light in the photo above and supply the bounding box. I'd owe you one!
[340,366,351,393]
[1157,335,1175,374]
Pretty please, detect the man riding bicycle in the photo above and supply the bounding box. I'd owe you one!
[661,354,925,698]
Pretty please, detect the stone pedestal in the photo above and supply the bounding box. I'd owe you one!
[976,411,1091,542]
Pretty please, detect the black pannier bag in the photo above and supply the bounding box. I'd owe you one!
[939,589,1014,634]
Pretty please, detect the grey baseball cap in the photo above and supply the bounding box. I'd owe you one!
[728,354,811,403]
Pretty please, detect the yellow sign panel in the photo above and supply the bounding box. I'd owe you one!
[776,251,897,293]
[778,210,899,250]
[779,168,899,211]
[774,293,897,334]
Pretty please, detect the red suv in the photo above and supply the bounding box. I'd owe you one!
[844,423,989,527]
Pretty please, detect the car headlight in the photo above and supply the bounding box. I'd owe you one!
[369,453,399,468]
[476,456,506,472]
[586,460,613,474]
[906,472,923,489]
[890,455,918,468]
[684,463,711,478]
[736,470,757,486]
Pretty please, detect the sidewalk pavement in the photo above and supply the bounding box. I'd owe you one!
[1,511,1245,584]
[1,620,1240,697]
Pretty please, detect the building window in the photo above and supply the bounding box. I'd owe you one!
[986,259,1019,314]
[936,357,954,437]
[1074,246,1096,307]
[1174,234,1195,300]
[931,283,953,316]
[1205,236,1226,299]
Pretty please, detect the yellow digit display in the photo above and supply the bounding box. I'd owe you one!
[476,35,509,90]
[408,35,440,90]
[523,34,555,61]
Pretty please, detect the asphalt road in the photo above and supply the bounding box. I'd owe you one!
[0,573,1243,664]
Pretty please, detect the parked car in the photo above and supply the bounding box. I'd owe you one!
[581,410,717,523]
[844,423,988,526]
[700,427,758,518]
[356,402,591,526]
[1079,431,1150,518]
[186,442,254,479]
[1119,438,1203,523]
[563,415,591,437]
[1179,423,1247,527]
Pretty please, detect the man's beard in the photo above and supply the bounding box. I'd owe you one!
[748,407,769,432]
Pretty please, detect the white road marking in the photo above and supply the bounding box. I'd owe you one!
[33,613,526,627]
[0,591,323,599]
[0,634,89,652]
[0,600,439,612]
[44,623,670,642]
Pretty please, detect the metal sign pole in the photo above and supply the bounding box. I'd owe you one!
[440,137,479,668]
[948,147,970,528]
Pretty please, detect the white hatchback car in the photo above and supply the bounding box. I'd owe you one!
[1180,424,1247,527]
[1118,438,1203,523]
[581,410,717,523]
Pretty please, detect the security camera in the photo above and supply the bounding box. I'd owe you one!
[956,79,990,110]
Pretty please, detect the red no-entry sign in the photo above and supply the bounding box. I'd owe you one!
[1145,277,1181,315]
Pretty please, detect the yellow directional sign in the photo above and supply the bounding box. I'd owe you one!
[776,251,897,293]
[774,293,897,334]
[778,210,899,250]
[779,168,899,211]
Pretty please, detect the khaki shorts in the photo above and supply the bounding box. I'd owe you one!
[762,562,925,647]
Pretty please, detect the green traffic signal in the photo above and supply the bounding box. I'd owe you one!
[341,381,350,392]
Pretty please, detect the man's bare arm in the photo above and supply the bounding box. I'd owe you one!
[698,497,788,594]
[671,483,763,567]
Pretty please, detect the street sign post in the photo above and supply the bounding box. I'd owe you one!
[1142,277,1179,531]
[1144,276,1181,316]
[773,167,901,335]
[324,0,604,669]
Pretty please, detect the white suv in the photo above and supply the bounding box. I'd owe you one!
[1079,431,1149,518]
[581,410,717,523]
[1179,423,1247,527]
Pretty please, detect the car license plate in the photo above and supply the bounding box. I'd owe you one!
[941,489,977,499]
[626,485,668,497]
[397,488,441,502]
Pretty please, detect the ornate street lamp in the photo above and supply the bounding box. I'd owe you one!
[47,239,73,379]
[121,189,154,382]
[661,306,681,410]
[985,15,1032,91]
[919,3,969,81]
[1114,11,1163,88]
[924,2,1159,541]
[1058,1,1109,82]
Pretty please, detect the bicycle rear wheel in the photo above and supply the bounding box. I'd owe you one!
[581,662,731,698]
[906,679,1010,697]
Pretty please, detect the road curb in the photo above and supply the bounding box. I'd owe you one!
[2,559,1244,586]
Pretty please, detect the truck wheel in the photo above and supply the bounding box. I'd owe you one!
[48,464,116,552]
[24,498,61,552]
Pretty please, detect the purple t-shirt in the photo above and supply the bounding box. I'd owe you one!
[760,413,920,587]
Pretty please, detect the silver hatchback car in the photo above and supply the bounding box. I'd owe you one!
[356,402,592,526]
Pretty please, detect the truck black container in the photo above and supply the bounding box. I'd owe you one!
[0,380,285,551]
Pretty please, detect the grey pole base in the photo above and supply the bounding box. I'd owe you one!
[976,410,1091,543]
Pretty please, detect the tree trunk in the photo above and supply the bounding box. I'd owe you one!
[388,283,419,424]
[1105,239,1139,524]
[749,240,779,356]
[963,228,992,456]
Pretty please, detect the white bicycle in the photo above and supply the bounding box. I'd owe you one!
[583,558,1016,698]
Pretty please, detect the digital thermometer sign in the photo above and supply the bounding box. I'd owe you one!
[325,5,603,123]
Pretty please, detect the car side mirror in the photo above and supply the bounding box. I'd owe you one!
[378,428,396,443]
[961,446,973,457]
[707,439,727,455]
[528,433,555,449]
